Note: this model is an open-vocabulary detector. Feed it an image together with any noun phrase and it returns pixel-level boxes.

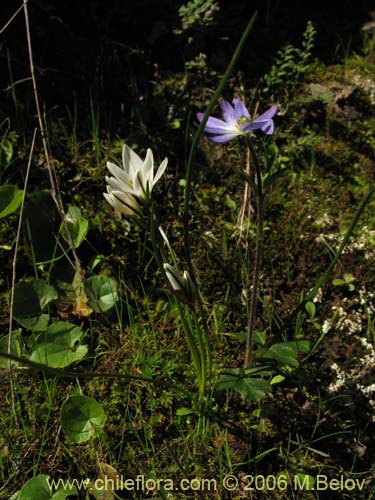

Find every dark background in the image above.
[1,0,374,131]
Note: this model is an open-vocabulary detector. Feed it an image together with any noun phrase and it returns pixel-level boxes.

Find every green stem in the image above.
[148,203,203,392]
[278,185,375,333]
[191,307,208,396]
[244,138,264,367]
[195,293,212,386]
[234,180,375,343]
[176,301,203,392]
[183,12,258,282]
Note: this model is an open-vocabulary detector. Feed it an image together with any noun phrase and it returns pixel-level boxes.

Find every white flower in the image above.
[103,188,141,217]
[164,263,196,305]
[104,144,167,216]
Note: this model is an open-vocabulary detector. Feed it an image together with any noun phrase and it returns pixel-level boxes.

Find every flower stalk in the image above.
[196,96,276,367]
[162,247,211,399]
[148,204,210,400]
[183,12,258,286]
[244,137,264,367]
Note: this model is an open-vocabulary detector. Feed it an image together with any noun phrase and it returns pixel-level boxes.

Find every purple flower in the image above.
[197,98,277,143]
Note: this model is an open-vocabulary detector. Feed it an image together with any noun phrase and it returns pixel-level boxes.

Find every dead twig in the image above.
[0,3,23,35]
[8,127,37,425]
[22,0,81,270]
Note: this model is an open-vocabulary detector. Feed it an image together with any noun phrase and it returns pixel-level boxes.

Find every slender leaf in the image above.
[0,184,23,219]
[61,206,89,248]
[0,330,22,368]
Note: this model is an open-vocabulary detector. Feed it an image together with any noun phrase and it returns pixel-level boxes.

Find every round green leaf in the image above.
[13,279,57,331]
[15,474,78,500]
[14,279,57,316]
[17,474,51,500]
[15,314,50,333]
[29,321,88,368]
[60,395,105,443]
[85,275,118,312]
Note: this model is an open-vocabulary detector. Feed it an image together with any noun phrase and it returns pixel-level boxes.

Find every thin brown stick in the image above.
[7,127,37,425]
[22,0,81,269]
[0,3,23,35]
[8,128,37,340]
[237,145,252,239]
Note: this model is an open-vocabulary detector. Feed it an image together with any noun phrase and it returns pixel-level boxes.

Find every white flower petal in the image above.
[106,161,133,185]
[141,148,154,190]
[103,192,116,209]
[105,144,166,220]
[105,175,134,194]
[164,264,184,292]
[104,191,127,214]
[183,270,195,299]
[163,263,195,304]
[122,144,143,175]
[111,189,140,216]
[133,172,145,198]
[154,157,168,185]
[159,226,170,246]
